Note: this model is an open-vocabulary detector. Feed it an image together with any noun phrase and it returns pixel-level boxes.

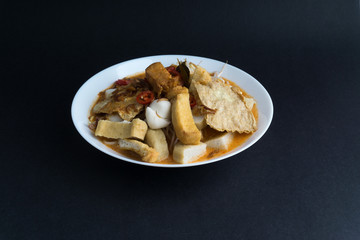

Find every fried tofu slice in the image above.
[145,62,182,97]
[130,118,148,139]
[205,132,234,150]
[173,142,207,164]
[95,118,148,140]
[171,93,201,145]
[145,129,169,161]
[118,139,159,163]
[189,65,212,94]
[166,86,188,100]
[191,65,212,84]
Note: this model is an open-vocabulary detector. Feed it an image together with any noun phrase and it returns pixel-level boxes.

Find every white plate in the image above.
[71,55,273,167]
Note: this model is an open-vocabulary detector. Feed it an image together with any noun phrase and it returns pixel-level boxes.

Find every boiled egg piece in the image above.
[145,98,171,129]
[149,98,171,119]
[146,107,170,129]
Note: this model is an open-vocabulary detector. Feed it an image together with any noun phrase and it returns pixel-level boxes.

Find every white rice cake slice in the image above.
[173,142,207,164]
[95,118,147,140]
[145,129,169,161]
[205,132,234,151]
[193,115,207,130]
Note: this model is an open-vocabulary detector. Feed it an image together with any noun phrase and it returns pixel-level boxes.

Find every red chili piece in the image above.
[136,91,155,105]
[189,95,196,108]
[115,78,130,86]
[166,66,180,77]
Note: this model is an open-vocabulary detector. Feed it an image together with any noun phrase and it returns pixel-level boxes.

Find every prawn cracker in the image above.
[195,81,257,133]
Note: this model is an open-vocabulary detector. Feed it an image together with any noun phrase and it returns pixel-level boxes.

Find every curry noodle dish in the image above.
[89,61,258,164]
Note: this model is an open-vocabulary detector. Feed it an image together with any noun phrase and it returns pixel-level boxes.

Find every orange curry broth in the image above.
[91,73,258,164]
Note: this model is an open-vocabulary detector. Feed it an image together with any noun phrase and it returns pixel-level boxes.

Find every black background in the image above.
[2,1,360,239]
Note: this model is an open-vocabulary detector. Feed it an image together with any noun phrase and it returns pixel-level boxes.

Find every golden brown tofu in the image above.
[166,86,189,100]
[118,139,159,163]
[191,65,212,84]
[189,65,212,94]
[171,93,201,145]
[130,118,148,140]
[145,129,169,161]
[145,62,182,97]
[95,118,148,140]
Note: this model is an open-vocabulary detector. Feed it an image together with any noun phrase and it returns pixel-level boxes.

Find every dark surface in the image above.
[2,1,360,239]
